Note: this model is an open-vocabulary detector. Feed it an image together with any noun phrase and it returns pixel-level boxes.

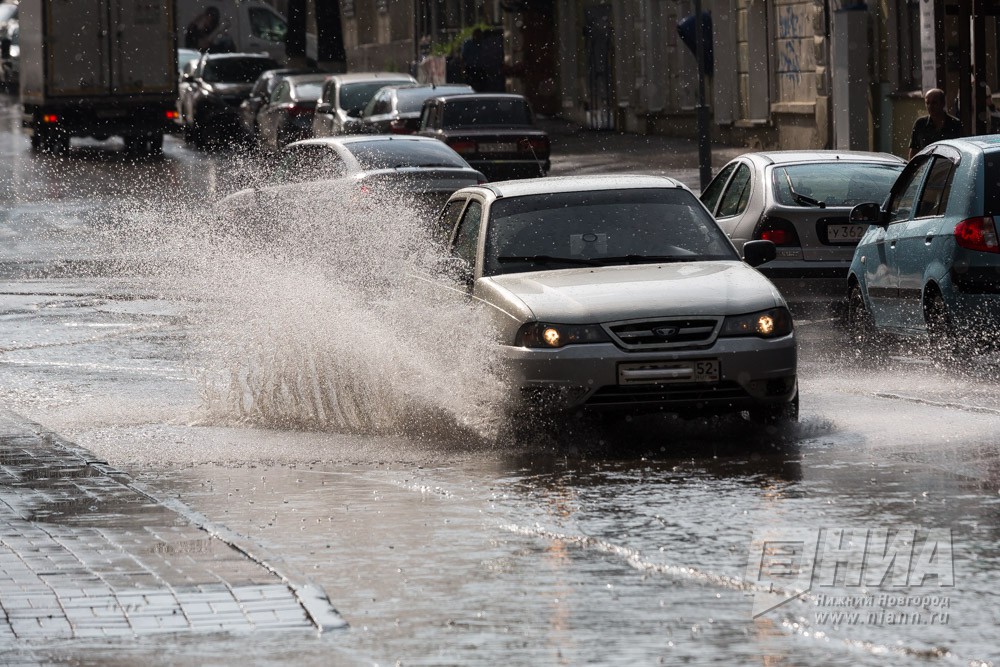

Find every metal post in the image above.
[692,0,712,190]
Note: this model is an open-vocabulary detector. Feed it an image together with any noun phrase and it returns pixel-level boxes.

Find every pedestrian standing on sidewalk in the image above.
[908,88,963,159]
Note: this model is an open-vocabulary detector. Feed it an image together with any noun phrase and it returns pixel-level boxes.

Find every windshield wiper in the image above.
[497,255,603,267]
[782,170,826,208]
[594,255,700,264]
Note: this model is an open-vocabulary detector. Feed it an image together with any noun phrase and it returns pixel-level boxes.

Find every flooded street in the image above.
[1,95,999,666]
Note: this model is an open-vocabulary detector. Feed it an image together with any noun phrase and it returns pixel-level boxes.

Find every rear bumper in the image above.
[23,102,175,138]
[757,260,851,300]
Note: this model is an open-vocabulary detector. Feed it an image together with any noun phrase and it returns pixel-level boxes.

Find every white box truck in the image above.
[19,0,178,154]
[176,0,287,63]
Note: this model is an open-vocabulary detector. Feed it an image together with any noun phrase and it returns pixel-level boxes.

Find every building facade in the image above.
[333,0,1000,155]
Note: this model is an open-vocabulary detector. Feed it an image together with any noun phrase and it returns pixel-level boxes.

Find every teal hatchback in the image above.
[847,137,1000,349]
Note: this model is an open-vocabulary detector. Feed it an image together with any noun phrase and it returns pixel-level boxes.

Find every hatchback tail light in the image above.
[752,216,801,246]
[954,216,1000,253]
[165,110,179,120]
[447,139,477,155]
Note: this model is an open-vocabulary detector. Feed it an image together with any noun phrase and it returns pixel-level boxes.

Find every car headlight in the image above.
[720,307,793,338]
[515,322,611,348]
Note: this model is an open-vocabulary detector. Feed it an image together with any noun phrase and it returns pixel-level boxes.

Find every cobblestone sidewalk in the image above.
[0,411,344,641]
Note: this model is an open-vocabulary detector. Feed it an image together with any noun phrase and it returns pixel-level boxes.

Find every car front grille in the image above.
[585,381,749,408]
[607,318,721,350]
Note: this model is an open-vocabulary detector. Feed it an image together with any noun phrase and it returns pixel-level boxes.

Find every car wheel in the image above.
[925,290,961,356]
[847,283,880,354]
[747,390,799,427]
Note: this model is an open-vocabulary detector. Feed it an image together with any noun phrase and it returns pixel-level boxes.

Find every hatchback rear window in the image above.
[771,162,904,208]
[203,58,280,83]
[347,140,469,170]
[984,153,1000,217]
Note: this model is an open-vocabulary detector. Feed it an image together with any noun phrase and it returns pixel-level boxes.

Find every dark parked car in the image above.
[239,67,325,143]
[255,73,329,151]
[178,52,280,148]
[360,83,474,135]
[417,93,550,181]
[847,136,1000,353]
[214,135,486,234]
[311,72,416,137]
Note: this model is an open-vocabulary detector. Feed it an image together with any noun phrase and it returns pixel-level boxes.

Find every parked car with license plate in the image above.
[255,72,328,151]
[417,93,550,181]
[360,83,474,135]
[700,151,905,304]
[423,175,798,422]
[847,136,1000,352]
[311,72,416,138]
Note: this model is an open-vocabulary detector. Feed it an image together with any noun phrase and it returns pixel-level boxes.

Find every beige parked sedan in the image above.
[420,175,799,423]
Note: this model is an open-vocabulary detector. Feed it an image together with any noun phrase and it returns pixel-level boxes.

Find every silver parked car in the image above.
[311,72,416,137]
[426,175,799,422]
[700,151,905,303]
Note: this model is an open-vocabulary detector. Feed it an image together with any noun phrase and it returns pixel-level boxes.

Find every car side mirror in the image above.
[742,239,776,267]
[316,103,331,113]
[850,202,885,227]
[347,107,363,118]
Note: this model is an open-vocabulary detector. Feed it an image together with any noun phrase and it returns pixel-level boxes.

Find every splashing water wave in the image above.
[103,183,510,439]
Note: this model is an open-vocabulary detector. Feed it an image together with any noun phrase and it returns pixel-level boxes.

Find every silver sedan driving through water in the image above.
[424,175,799,423]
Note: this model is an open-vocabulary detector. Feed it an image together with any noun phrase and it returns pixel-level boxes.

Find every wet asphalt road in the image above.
[1,95,1000,666]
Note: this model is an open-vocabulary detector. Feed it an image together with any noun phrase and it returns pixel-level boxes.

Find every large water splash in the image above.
[103,179,510,439]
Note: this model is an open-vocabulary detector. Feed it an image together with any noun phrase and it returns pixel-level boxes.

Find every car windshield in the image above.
[443,98,533,127]
[484,188,737,276]
[347,140,469,170]
[395,86,473,113]
[771,162,904,207]
[340,80,413,113]
[203,58,280,83]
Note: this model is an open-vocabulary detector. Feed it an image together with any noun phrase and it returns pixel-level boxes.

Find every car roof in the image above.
[282,73,331,85]
[433,93,528,103]
[329,72,416,84]
[201,52,277,61]
[927,135,1000,153]
[290,135,448,148]
[743,150,906,165]
[468,174,687,199]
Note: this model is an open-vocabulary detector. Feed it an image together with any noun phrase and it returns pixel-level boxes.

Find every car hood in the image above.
[480,262,783,323]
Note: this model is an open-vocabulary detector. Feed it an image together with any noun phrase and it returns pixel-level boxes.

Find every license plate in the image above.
[618,359,720,385]
[478,142,516,153]
[826,223,867,242]
[96,108,128,118]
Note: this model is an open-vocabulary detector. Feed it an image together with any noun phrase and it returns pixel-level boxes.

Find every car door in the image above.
[894,150,957,331]
[866,156,933,330]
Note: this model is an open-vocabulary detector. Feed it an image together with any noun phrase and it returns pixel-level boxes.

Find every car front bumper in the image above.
[500,335,797,414]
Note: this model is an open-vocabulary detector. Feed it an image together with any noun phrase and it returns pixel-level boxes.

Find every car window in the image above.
[985,152,1000,217]
[419,104,436,130]
[700,162,737,214]
[271,145,347,184]
[202,58,281,83]
[369,91,392,116]
[453,200,483,268]
[321,81,336,104]
[273,82,291,104]
[914,157,955,218]
[887,158,933,224]
[339,80,413,114]
[771,162,904,207]
[249,8,287,43]
[483,188,737,276]
[346,140,469,170]
[442,98,533,127]
[396,85,474,113]
[438,198,467,241]
[716,164,752,218]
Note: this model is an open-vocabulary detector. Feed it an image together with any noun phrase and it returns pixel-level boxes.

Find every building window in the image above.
[898,0,921,91]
